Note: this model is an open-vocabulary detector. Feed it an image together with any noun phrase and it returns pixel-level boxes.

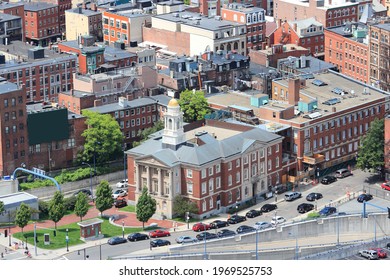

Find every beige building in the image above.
[65,7,102,41]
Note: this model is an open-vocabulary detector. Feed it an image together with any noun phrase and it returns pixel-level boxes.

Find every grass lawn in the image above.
[13,217,143,250]
[119,205,135,212]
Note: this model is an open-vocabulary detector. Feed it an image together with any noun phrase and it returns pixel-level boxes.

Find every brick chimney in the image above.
[288,78,300,105]
[91,3,97,11]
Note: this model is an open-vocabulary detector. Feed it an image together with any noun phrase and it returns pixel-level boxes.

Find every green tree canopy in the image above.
[0,200,4,215]
[133,120,164,147]
[15,203,31,233]
[95,180,114,216]
[178,89,211,123]
[48,191,65,230]
[80,110,123,164]
[172,195,199,218]
[74,193,89,221]
[357,118,384,173]
[136,187,156,229]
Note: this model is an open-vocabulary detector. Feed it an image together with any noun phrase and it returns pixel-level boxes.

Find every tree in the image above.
[74,193,89,221]
[172,195,199,218]
[15,203,31,233]
[0,200,4,215]
[133,120,164,147]
[178,89,211,123]
[95,180,114,216]
[357,118,384,174]
[136,187,156,229]
[48,191,65,230]
[79,110,123,164]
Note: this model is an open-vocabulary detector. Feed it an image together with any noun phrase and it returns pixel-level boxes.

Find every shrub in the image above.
[64,196,77,211]
[307,212,320,219]
[39,200,50,217]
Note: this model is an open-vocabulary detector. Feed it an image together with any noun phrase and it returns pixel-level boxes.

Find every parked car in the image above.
[321,175,337,185]
[116,179,128,188]
[261,204,277,212]
[149,230,170,238]
[357,193,373,203]
[175,236,198,244]
[254,221,272,230]
[227,215,247,224]
[112,189,128,199]
[284,191,302,201]
[319,206,337,216]
[74,189,92,197]
[306,192,323,201]
[245,209,262,218]
[359,249,378,260]
[196,232,218,241]
[387,243,390,250]
[127,233,149,242]
[107,236,127,245]
[335,168,351,178]
[236,225,256,234]
[192,222,211,232]
[217,229,236,238]
[274,184,289,194]
[113,198,127,208]
[150,239,171,247]
[271,216,286,226]
[297,203,314,214]
[381,182,390,191]
[369,248,387,258]
[209,220,229,229]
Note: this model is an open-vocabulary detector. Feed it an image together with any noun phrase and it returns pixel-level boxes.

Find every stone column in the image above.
[158,168,162,196]
[168,171,173,198]
[146,166,150,192]
[135,164,140,192]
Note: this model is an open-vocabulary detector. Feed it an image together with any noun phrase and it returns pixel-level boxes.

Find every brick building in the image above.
[273,18,324,57]
[102,8,151,47]
[126,98,286,219]
[274,0,359,28]
[0,81,28,177]
[143,11,247,56]
[0,2,24,42]
[385,116,390,180]
[221,3,267,53]
[368,22,390,92]
[65,6,102,41]
[86,96,160,149]
[325,22,369,84]
[249,43,310,67]
[0,40,77,103]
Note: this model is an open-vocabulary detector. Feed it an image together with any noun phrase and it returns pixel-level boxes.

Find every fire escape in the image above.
[279,31,290,44]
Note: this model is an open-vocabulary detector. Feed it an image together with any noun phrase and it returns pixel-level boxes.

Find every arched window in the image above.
[168,118,173,130]
[233,42,238,49]
[233,14,237,21]
[247,14,251,23]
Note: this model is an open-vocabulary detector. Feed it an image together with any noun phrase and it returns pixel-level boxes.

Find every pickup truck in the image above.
[358,249,378,260]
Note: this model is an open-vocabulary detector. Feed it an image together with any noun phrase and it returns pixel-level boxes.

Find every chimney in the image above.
[288,78,300,105]
[82,2,87,9]
[94,99,102,107]
[277,19,282,28]
[91,3,97,11]
[332,107,337,112]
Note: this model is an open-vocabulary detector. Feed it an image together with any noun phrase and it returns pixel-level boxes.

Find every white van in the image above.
[284,191,302,201]
[335,168,351,178]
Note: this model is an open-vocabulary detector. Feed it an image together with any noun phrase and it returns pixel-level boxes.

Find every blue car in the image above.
[319,206,337,216]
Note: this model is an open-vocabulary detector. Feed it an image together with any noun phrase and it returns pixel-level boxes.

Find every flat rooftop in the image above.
[326,22,368,44]
[66,8,102,16]
[0,192,38,207]
[0,81,19,94]
[185,124,243,141]
[24,2,57,11]
[277,0,357,9]
[259,44,308,55]
[154,11,245,31]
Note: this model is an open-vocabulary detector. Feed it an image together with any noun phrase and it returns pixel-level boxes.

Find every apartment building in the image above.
[0,12,23,43]
[143,11,247,56]
[0,2,24,42]
[273,18,325,57]
[221,3,266,53]
[0,41,77,103]
[369,22,390,92]
[102,8,151,46]
[325,22,369,84]
[274,0,359,28]
[65,6,102,41]
[24,2,61,46]
[0,81,28,177]
[86,97,160,149]
[126,99,286,219]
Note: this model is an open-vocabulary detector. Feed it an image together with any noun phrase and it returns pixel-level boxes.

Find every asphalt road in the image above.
[58,169,387,260]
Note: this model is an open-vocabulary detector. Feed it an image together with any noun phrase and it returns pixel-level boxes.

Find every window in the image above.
[216,177,221,189]
[216,164,221,173]
[202,182,207,194]
[187,182,193,194]
[244,155,248,164]
[208,167,213,176]
[236,172,240,183]
[251,152,257,161]
[209,198,213,209]
[67,138,75,147]
[268,147,272,155]
[209,179,214,191]
[228,162,232,170]
[268,159,272,171]
[201,169,207,178]
[244,168,249,180]
[236,159,240,167]
[252,164,257,176]
[228,175,232,186]
[186,169,193,178]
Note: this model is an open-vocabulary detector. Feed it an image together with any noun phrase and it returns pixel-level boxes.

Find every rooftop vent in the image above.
[322,98,340,105]
[331,87,346,95]
[311,79,327,86]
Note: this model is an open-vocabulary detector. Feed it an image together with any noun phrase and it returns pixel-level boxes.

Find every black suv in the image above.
[321,176,337,185]
[297,203,314,213]
[261,204,277,212]
[227,215,247,224]
[114,198,127,208]
[306,192,323,201]
[236,225,256,234]
[245,209,262,218]
[209,220,229,229]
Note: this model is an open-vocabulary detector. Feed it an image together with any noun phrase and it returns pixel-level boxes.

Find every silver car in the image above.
[254,221,272,230]
[175,236,198,244]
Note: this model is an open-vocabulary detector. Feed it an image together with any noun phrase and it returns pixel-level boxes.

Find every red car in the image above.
[148,230,170,238]
[192,222,211,232]
[369,248,387,258]
[381,182,390,191]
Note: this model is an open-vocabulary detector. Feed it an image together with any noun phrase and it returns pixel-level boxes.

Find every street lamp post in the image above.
[122,221,125,239]
[25,236,28,250]
[66,228,69,252]
[235,201,239,216]
[82,162,93,202]
[93,141,101,178]
[7,210,11,247]
[255,228,259,260]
